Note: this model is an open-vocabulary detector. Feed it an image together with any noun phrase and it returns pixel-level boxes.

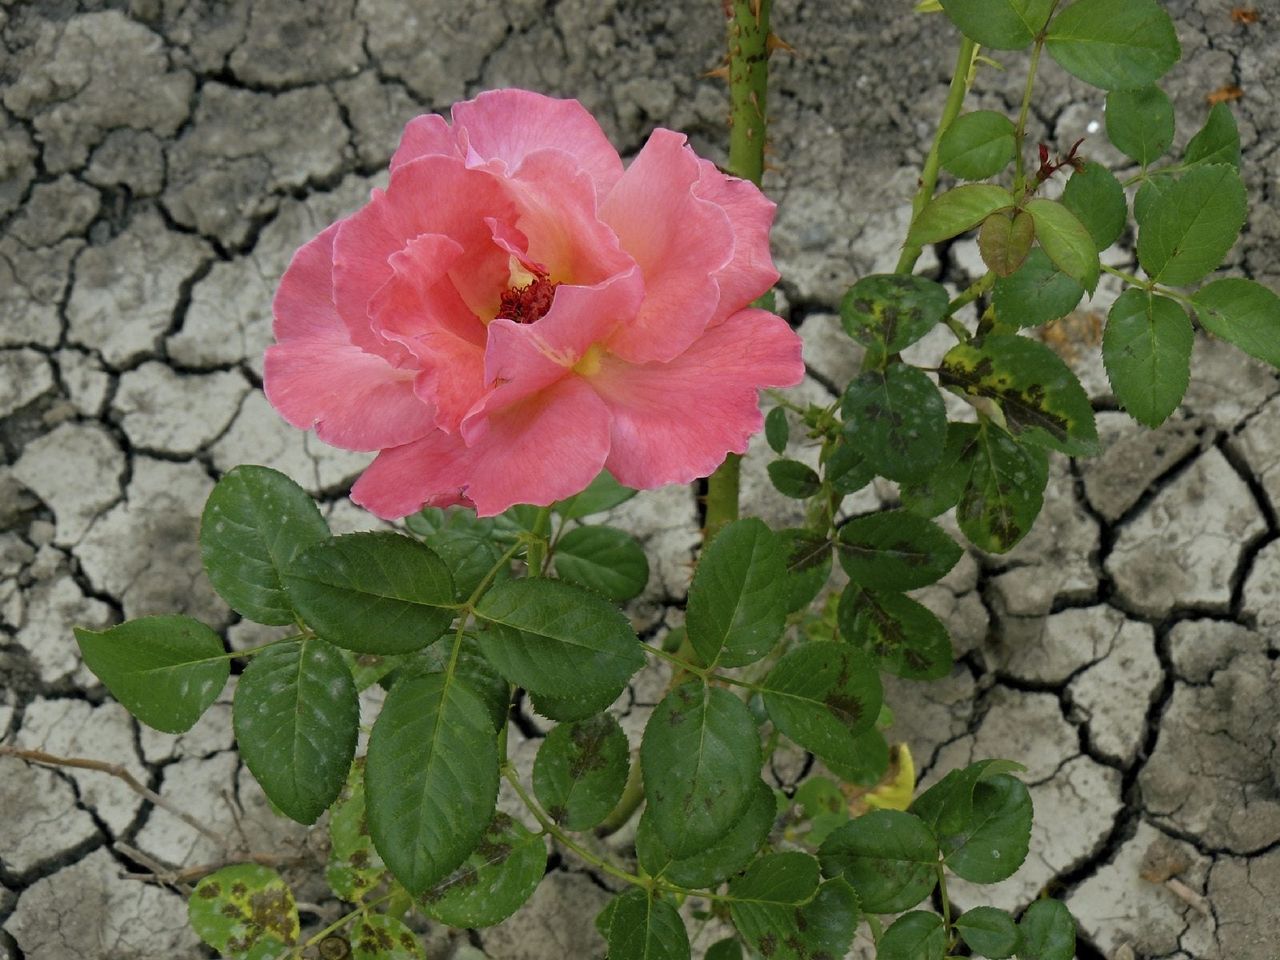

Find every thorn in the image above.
[766,32,796,56]
[705,64,731,81]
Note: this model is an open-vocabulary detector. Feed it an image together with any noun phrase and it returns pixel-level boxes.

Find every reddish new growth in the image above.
[496,272,559,324]
[1035,138,1087,186]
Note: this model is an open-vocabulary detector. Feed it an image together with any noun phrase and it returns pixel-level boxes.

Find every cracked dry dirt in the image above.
[1,2,1279,958]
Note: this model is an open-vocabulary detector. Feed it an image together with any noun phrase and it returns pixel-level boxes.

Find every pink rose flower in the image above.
[265,89,804,517]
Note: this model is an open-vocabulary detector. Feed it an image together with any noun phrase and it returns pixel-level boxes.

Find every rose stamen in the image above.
[495,272,559,324]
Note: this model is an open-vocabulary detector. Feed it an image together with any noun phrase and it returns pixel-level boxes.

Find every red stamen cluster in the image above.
[495,272,559,324]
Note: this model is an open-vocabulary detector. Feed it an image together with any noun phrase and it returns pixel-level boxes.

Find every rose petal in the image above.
[264,341,434,451]
[390,113,461,170]
[592,308,804,487]
[462,376,613,516]
[332,156,516,335]
[505,149,633,287]
[351,430,475,518]
[267,226,434,450]
[451,89,624,196]
[461,268,643,447]
[695,158,781,325]
[600,129,735,364]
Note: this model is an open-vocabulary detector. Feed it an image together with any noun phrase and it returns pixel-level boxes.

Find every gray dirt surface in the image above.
[2,2,1279,959]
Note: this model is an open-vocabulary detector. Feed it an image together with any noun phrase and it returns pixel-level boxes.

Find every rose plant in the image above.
[67,1,1280,958]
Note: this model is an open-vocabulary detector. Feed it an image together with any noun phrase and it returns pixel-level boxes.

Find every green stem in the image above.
[896,37,978,274]
[288,892,394,958]
[1012,40,1044,189]
[705,0,774,542]
[504,765,647,891]
[866,913,884,945]
[1100,262,1152,290]
[937,863,954,947]
[525,505,552,577]
[726,0,772,188]
[596,761,644,836]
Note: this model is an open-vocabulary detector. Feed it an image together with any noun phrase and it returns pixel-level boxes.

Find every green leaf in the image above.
[794,777,851,845]
[351,914,424,960]
[641,680,761,858]
[365,671,499,894]
[1045,0,1180,90]
[877,912,946,960]
[1024,198,1099,292]
[910,758,1026,838]
[840,274,950,354]
[1105,85,1174,165]
[835,511,962,591]
[818,809,939,913]
[75,616,228,734]
[326,759,386,902]
[957,420,1049,553]
[767,459,822,499]
[408,636,510,730]
[603,890,690,960]
[778,528,833,614]
[730,857,859,960]
[1193,278,1280,368]
[233,639,358,825]
[1133,172,1174,227]
[826,726,892,788]
[686,518,789,668]
[765,406,790,454]
[939,110,1019,179]
[532,713,630,830]
[526,684,624,723]
[1103,288,1193,426]
[189,864,298,955]
[937,0,1053,49]
[842,365,948,483]
[553,469,637,519]
[979,210,1036,278]
[762,642,883,768]
[199,465,330,625]
[838,585,953,680]
[940,335,1098,456]
[826,439,876,494]
[636,780,775,888]
[552,525,649,602]
[907,184,1016,247]
[992,249,1085,328]
[425,527,505,601]
[956,906,1022,959]
[1018,900,1076,960]
[474,578,642,700]
[1185,102,1241,169]
[899,422,979,518]
[419,812,547,928]
[1137,164,1247,286]
[939,774,1033,883]
[1061,163,1127,251]
[705,940,743,960]
[283,533,456,655]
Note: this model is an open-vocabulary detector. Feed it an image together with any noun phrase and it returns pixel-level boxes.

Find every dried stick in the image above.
[0,744,224,844]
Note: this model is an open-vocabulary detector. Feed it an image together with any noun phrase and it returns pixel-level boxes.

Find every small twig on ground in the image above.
[0,744,224,844]
[114,840,307,889]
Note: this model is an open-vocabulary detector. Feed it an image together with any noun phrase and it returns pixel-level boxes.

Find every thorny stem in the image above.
[705,0,774,541]
[896,36,979,275]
